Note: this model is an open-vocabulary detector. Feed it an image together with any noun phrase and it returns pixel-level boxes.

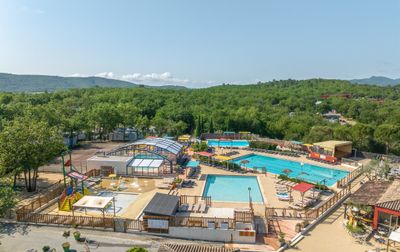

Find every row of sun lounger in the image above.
[178,202,207,213]
[224,151,240,156]
[275,184,292,201]
[244,148,300,157]
[276,179,298,187]
[188,167,200,179]
[156,177,175,189]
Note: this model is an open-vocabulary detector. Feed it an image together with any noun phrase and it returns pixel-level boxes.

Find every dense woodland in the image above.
[1,78,400,154]
[1,78,400,213]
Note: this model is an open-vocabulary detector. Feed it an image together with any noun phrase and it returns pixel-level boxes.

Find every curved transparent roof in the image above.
[123,137,183,155]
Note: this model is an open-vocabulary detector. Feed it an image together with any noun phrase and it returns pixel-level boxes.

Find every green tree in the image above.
[209,118,214,133]
[374,124,400,154]
[0,176,17,217]
[0,118,65,192]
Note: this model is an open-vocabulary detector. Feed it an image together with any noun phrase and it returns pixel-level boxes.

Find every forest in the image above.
[0,78,400,155]
[1,78,400,213]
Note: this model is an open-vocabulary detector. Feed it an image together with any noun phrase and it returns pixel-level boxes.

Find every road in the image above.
[0,223,220,252]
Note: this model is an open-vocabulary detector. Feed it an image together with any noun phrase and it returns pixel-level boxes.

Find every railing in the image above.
[16,212,114,229]
[266,183,352,220]
[234,210,254,223]
[179,195,212,207]
[17,169,101,214]
[265,207,312,220]
[17,183,65,214]
[336,165,363,188]
[125,219,143,231]
[84,168,101,177]
[306,184,352,219]
[171,216,236,229]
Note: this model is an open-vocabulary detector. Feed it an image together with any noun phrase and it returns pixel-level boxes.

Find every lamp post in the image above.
[248,187,252,210]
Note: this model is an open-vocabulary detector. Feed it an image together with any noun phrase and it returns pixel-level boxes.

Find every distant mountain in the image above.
[350,76,400,86]
[0,72,140,92]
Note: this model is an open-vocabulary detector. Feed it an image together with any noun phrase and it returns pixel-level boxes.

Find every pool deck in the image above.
[35,149,369,251]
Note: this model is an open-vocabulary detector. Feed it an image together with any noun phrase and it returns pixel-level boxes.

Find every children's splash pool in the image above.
[232,154,349,186]
[76,191,138,215]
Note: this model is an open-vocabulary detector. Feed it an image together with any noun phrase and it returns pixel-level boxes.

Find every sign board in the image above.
[148,219,169,229]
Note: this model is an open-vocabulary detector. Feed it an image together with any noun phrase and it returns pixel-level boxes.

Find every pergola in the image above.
[73,195,115,218]
[292,182,314,204]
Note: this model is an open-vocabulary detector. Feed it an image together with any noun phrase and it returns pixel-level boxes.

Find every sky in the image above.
[0,0,399,87]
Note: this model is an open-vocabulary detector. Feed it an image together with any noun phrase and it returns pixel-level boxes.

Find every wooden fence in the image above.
[306,184,351,219]
[17,169,101,214]
[265,207,312,220]
[266,183,352,220]
[16,212,115,229]
[17,183,65,214]
[171,216,236,229]
[336,165,363,188]
[179,195,212,207]
[234,210,254,223]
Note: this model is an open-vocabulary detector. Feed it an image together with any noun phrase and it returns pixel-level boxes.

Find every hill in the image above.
[350,76,400,86]
[0,72,139,92]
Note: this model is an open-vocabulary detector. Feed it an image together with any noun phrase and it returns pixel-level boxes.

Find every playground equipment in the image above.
[305,144,337,164]
[58,151,91,211]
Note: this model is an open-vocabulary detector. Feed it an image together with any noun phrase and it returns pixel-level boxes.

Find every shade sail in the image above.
[292,182,314,193]
[73,196,113,210]
[67,171,88,181]
[389,228,400,242]
[214,155,231,161]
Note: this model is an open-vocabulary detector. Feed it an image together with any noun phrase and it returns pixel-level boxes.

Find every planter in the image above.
[73,231,81,241]
[62,242,70,252]
[42,246,50,252]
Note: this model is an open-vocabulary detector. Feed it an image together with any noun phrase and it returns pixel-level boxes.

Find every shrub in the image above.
[346,223,365,234]
[192,142,208,152]
[278,174,329,191]
[126,248,148,252]
[249,141,277,150]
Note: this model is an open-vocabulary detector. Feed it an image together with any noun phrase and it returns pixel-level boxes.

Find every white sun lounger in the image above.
[192,203,201,212]
[198,203,207,213]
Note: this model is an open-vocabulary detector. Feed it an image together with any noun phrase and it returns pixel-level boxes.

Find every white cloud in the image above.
[69,73,87,77]
[121,72,189,84]
[94,72,114,79]
[66,71,215,87]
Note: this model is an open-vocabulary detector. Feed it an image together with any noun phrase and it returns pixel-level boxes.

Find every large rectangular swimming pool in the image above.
[203,175,264,203]
[207,139,250,148]
[232,154,349,186]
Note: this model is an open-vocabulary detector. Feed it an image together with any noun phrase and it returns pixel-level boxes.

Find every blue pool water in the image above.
[207,139,250,148]
[232,154,349,186]
[203,175,264,203]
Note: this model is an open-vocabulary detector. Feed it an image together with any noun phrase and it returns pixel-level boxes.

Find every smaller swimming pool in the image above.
[203,175,264,203]
[207,139,249,148]
[95,191,138,215]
